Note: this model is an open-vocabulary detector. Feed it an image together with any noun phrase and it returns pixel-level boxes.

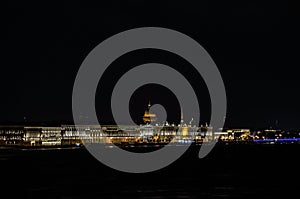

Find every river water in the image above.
[1,144,299,198]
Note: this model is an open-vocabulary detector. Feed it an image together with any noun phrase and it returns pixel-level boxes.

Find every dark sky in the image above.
[2,0,299,130]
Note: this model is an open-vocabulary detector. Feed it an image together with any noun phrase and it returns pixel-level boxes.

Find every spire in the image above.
[181,108,183,120]
[189,117,193,125]
[180,108,184,125]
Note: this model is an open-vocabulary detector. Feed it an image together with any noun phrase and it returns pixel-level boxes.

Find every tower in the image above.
[143,101,156,124]
[180,108,184,126]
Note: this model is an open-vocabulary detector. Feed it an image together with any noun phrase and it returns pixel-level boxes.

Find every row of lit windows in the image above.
[0,136,23,140]
[0,130,23,134]
[0,129,203,140]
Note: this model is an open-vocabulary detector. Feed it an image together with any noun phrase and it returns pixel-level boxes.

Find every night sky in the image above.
[2,1,299,130]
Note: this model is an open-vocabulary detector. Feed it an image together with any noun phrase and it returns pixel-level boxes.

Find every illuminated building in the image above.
[61,125,97,145]
[0,103,217,146]
[0,101,220,146]
[143,101,157,124]
[0,126,24,145]
[5,124,299,146]
[24,127,42,146]
[225,129,250,141]
[41,127,62,146]
[160,126,177,136]
[198,123,214,141]
[214,132,229,141]
[140,124,155,141]
[180,125,189,136]
[61,125,141,144]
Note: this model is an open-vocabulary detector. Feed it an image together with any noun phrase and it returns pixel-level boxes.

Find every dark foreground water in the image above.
[1,143,300,199]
